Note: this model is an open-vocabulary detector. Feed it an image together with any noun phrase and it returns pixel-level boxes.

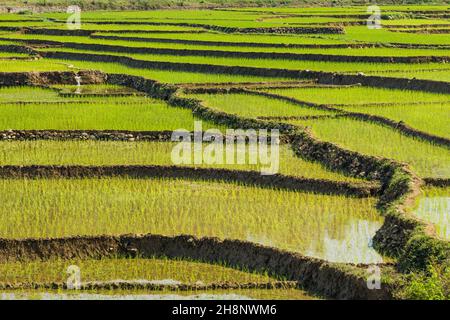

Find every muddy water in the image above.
[0,292,253,300]
[414,195,450,240]
[0,178,385,265]
[304,219,383,264]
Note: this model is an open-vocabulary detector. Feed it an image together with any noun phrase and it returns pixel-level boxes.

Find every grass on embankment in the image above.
[0,177,383,264]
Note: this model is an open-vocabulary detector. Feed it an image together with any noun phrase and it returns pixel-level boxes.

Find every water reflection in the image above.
[414,196,449,240]
[306,219,384,264]
[247,219,384,264]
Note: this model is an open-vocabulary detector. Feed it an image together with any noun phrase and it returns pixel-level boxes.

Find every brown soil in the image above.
[0,165,378,197]
[0,233,397,300]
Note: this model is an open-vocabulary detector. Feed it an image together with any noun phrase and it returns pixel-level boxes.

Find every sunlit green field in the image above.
[186,93,336,118]
[335,103,450,139]
[288,117,450,179]
[413,187,450,241]
[0,140,365,183]
[0,4,448,300]
[0,177,382,264]
[0,257,280,284]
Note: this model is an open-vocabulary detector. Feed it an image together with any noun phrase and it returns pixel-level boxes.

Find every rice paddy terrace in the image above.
[0,5,448,300]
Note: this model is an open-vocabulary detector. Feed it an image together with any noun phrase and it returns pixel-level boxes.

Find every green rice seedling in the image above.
[50,83,141,94]
[0,59,70,72]
[340,26,450,46]
[48,58,294,83]
[0,177,383,264]
[0,40,22,45]
[336,103,450,139]
[0,141,365,183]
[0,86,149,103]
[185,93,336,118]
[264,87,450,105]
[6,33,447,77]
[0,100,219,131]
[34,45,450,73]
[0,52,30,58]
[10,32,450,57]
[0,288,317,300]
[365,70,450,83]
[289,117,450,179]
[39,9,265,23]
[412,187,450,241]
[0,257,280,284]
[35,47,450,85]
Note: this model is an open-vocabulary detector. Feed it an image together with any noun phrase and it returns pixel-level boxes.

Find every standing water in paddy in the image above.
[414,189,450,240]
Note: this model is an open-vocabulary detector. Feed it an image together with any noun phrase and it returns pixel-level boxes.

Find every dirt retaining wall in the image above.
[90,34,373,49]
[0,130,174,142]
[423,178,450,187]
[82,21,345,34]
[0,280,299,291]
[0,234,396,300]
[40,51,450,94]
[3,71,447,273]
[0,165,377,197]
[26,38,450,64]
[101,72,450,271]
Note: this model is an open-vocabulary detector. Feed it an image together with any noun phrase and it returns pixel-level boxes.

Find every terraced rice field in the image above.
[0,4,448,301]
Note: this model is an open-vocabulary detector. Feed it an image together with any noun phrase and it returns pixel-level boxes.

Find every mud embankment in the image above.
[0,23,344,36]
[39,51,450,94]
[1,71,448,282]
[422,178,450,187]
[90,34,375,49]
[0,234,396,300]
[0,280,299,291]
[0,165,377,197]
[247,90,450,148]
[0,44,37,55]
[0,129,289,144]
[105,73,449,270]
[0,130,175,142]
[0,70,106,86]
[81,21,346,35]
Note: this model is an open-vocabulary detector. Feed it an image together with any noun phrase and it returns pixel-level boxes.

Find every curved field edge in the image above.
[0,165,376,197]
[103,71,449,273]
[0,256,312,297]
[182,87,450,148]
[0,233,398,300]
[31,50,450,94]
[0,70,448,295]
